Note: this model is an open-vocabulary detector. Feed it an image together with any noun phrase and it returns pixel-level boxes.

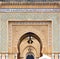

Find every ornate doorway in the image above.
[8,21,52,59]
[17,32,42,59]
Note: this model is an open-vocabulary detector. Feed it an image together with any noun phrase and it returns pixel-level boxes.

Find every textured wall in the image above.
[0,19,1,52]
[58,15,60,50]
[0,13,59,53]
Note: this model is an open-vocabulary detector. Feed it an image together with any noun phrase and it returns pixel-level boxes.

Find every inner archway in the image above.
[17,32,42,59]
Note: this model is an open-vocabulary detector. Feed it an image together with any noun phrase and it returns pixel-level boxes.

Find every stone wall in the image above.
[0,12,60,53]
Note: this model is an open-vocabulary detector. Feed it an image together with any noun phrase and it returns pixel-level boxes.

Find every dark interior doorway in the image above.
[26,55,34,59]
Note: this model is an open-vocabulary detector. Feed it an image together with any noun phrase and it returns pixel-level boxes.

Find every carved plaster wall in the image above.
[8,20,52,59]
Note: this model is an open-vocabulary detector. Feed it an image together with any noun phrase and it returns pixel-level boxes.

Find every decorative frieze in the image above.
[0,8,60,13]
[0,0,60,2]
[12,21,50,25]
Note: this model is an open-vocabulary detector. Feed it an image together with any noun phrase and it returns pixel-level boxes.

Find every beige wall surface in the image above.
[0,12,60,53]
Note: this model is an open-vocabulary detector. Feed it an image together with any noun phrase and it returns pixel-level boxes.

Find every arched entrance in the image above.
[17,32,42,59]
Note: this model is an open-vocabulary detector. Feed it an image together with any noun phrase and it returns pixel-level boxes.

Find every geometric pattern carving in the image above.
[8,20,52,55]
